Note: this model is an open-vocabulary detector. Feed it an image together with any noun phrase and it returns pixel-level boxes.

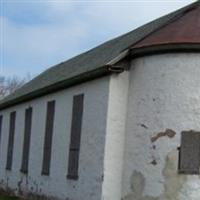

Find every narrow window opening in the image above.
[41,101,55,176]
[21,107,33,174]
[67,94,84,180]
[6,111,16,171]
[0,115,3,147]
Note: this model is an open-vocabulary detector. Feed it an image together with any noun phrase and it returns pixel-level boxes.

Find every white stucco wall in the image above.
[1,52,200,200]
[0,76,110,200]
[102,71,129,200]
[121,53,200,200]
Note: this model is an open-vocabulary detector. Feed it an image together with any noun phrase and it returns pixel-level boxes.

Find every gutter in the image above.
[130,43,200,58]
[1,43,199,111]
[0,62,127,111]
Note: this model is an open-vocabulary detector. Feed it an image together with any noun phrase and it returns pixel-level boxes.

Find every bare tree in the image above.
[6,76,26,94]
[0,74,31,100]
[0,76,6,98]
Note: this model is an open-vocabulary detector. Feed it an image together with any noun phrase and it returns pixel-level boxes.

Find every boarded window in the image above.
[0,115,3,146]
[0,115,3,157]
[6,111,16,170]
[178,131,200,174]
[21,107,33,174]
[41,101,55,175]
[67,94,84,180]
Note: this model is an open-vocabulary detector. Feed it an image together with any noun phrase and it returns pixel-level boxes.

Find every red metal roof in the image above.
[133,5,200,48]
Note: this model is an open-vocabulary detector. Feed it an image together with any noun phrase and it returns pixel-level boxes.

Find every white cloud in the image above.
[1,15,90,76]
[46,0,74,12]
[81,0,195,34]
[0,0,196,77]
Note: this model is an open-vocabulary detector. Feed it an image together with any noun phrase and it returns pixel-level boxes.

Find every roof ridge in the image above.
[17,0,199,79]
[54,1,199,64]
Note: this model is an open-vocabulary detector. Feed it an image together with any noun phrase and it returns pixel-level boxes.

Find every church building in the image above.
[0,1,200,200]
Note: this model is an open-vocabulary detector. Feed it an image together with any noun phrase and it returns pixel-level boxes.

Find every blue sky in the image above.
[0,0,195,78]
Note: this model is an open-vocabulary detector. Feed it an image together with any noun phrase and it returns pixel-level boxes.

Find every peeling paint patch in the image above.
[0,187,61,200]
[151,129,176,143]
[0,176,63,200]
[122,171,155,200]
[159,150,187,200]
[0,187,15,198]
[122,150,187,200]
[138,123,148,129]
[17,178,23,196]
[150,159,157,166]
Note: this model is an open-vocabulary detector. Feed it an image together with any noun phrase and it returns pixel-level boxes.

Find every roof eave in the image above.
[0,66,111,111]
[130,43,200,58]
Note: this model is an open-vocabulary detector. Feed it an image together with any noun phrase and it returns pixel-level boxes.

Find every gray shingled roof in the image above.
[0,1,199,110]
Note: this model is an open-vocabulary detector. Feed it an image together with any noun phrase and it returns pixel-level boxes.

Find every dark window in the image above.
[0,115,3,157]
[21,107,33,174]
[67,94,84,180]
[6,111,16,170]
[0,115,3,146]
[42,101,55,176]
[178,131,200,174]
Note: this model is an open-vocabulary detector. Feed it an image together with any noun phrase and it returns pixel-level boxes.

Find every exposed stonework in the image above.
[122,150,187,200]
[151,129,176,143]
